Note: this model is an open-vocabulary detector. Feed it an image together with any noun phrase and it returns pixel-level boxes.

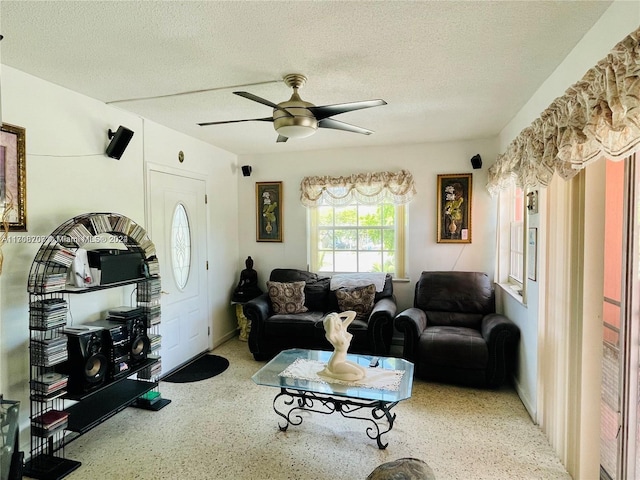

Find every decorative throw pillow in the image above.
[335,284,376,321]
[267,281,308,314]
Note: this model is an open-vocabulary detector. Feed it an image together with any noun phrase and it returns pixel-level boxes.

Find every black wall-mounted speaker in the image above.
[241,165,252,177]
[106,126,134,160]
[470,154,482,170]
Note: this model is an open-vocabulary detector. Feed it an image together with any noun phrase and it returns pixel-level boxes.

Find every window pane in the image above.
[317,251,333,272]
[514,188,524,222]
[358,205,380,225]
[359,252,382,272]
[171,203,191,290]
[383,229,395,250]
[359,229,381,250]
[382,204,395,226]
[335,206,357,226]
[334,251,358,272]
[334,229,357,250]
[318,229,334,250]
[318,206,334,226]
[382,252,395,273]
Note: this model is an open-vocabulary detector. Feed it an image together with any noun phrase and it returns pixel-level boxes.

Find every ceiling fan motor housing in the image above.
[273,90,318,138]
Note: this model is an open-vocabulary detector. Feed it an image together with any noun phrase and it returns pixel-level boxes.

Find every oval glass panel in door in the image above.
[170,203,191,290]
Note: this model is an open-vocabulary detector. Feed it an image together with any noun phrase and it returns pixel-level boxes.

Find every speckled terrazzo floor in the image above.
[50,338,570,480]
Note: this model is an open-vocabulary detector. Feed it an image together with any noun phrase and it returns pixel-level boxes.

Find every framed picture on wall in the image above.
[0,123,27,231]
[436,173,472,244]
[256,181,283,242]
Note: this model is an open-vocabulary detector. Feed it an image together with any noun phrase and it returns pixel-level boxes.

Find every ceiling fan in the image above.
[198,73,387,143]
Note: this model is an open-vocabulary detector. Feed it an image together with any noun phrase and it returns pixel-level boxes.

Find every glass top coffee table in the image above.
[252,348,414,449]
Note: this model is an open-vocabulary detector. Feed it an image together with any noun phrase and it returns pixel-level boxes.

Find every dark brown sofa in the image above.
[243,268,396,360]
[394,271,520,388]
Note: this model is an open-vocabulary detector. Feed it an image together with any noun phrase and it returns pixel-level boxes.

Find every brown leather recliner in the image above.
[394,271,519,388]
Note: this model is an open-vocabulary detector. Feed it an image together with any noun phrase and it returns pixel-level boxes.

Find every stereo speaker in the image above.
[241,165,252,177]
[62,330,108,393]
[470,154,482,169]
[105,126,134,160]
[127,317,150,365]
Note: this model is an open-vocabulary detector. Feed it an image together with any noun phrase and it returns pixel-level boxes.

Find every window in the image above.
[301,169,414,278]
[496,182,526,298]
[170,203,191,290]
[309,202,405,276]
[509,186,525,286]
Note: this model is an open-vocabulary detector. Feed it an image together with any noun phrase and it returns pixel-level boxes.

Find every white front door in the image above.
[148,169,208,375]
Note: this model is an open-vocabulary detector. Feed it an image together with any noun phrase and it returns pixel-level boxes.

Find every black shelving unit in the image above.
[23,213,167,480]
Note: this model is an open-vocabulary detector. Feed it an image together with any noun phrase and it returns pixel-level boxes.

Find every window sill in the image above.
[497,282,525,306]
[392,277,411,284]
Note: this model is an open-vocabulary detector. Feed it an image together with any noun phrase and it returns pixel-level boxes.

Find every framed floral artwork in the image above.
[436,173,472,243]
[0,123,27,231]
[256,181,283,242]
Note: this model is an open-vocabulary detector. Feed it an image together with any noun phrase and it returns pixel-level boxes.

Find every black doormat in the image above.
[163,355,229,383]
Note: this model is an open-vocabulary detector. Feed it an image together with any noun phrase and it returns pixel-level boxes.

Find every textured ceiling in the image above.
[0,1,612,156]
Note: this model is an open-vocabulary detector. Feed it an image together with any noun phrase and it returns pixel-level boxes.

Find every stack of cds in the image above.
[137,278,161,301]
[29,298,68,330]
[31,372,69,400]
[28,273,67,294]
[145,257,160,276]
[31,409,69,437]
[66,223,92,245]
[89,214,111,234]
[30,336,68,367]
[139,358,162,380]
[149,334,161,355]
[34,245,76,268]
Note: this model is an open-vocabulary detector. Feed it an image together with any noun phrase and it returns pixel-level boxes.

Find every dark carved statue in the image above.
[232,256,263,302]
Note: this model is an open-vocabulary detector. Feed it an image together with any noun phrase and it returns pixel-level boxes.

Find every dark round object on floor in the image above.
[162,355,229,383]
[366,458,435,480]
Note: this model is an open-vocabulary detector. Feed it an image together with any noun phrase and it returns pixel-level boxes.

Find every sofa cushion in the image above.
[267,281,308,314]
[419,326,488,369]
[335,284,376,321]
[264,311,326,338]
[270,268,320,284]
[425,311,484,329]
[414,271,494,315]
[304,276,331,312]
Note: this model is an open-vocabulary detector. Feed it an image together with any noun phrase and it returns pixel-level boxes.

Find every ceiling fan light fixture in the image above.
[274,115,318,139]
[275,124,316,139]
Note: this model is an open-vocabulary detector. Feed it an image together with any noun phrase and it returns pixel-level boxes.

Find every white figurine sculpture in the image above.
[318,311,366,382]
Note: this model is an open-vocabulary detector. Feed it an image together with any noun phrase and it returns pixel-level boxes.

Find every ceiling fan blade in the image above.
[317,118,374,135]
[233,91,293,117]
[309,99,387,120]
[276,135,288,143]
[197,117,273,127]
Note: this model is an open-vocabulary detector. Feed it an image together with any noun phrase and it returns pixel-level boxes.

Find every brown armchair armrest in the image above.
[394,307,428,362]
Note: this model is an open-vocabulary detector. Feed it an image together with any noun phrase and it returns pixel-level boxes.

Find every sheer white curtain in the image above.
[300,169,416,207]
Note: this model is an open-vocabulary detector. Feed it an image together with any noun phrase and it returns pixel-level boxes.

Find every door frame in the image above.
[144,162,212,351]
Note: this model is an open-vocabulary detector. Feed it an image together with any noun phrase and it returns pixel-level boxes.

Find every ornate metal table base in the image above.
[273,387,398,449]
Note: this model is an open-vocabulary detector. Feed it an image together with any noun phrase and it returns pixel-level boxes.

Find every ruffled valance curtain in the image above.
[300,169,416,207]
[487,26,640,195]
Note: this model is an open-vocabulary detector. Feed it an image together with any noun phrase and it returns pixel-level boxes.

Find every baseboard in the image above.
[512,375,537,423]
[211,329,237,350]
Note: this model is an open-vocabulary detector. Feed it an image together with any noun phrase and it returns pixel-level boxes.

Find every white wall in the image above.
[0,66,240,453]
[238,139,499,312]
